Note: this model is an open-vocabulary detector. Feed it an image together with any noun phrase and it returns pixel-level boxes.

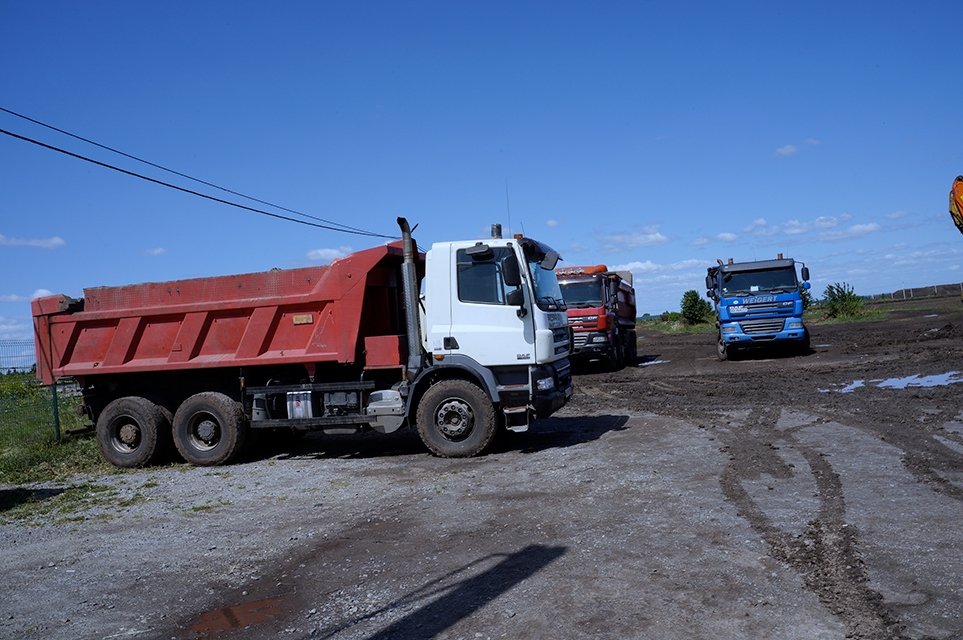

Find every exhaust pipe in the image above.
[397,218,423,379]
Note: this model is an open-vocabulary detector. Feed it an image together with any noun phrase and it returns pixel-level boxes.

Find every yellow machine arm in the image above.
[951,176,963,234]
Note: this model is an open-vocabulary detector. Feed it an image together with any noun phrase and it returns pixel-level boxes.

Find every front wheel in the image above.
[172,392,248,466]
[416,380,496,458]
[717,332,733,361]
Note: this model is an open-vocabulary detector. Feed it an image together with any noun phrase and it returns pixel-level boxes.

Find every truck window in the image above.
[558,279,603,308]
[457,248,511,304]
[722,267,798,295]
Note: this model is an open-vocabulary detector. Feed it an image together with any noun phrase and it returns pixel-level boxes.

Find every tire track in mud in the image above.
[712,406,907,640]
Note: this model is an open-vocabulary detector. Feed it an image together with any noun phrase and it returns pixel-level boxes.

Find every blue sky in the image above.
[2,1,961,340]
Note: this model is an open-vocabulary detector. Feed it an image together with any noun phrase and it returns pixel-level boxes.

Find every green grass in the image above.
[636,317,716,334]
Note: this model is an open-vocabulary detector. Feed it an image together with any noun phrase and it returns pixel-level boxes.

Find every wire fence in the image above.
[0,340,85,459]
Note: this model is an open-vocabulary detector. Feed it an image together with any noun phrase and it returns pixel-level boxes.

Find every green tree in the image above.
[680,290,712,325]
[822,282,862,318]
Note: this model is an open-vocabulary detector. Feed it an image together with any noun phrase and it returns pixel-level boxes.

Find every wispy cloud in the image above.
[307,246,352,263]
[817,223,881,242]
[546,219,560,228]
[598,226,669,254]
[745,214,853,238]
[885,210,912,220]
[0,233,65,249]
[610,258,706,276]
[143,247,167,256]
[0,315,33,340]
[0,294,27,302]
[775,144,799,157]
[691,232,738,245]
[32,289,53,299]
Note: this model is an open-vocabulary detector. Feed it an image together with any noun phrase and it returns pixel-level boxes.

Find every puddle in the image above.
[638,360,670,367]
[924,314,939,318]
[815,344,832,348]
[821,372,963,393]
[188,597,285,635]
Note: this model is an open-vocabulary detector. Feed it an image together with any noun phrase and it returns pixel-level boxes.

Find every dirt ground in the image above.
[3,296,963,640]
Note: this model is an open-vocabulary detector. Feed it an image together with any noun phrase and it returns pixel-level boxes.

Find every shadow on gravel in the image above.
[242,415,630,463]
[318,544,567,640]
[0,487,65,513]
[492,414,631,455]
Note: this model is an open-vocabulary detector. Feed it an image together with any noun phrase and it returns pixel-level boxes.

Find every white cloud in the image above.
[143,247,167,256]
[691,232,738,246]
[611,258,706,276]
[775,145,798,157]
[307,246,353,263]
[0,233,66,249]
[32,289,53,299]
[598,226,669,254]
[0,315,33,340]
[0,294,27,302]
[744,219,779,236]
[806,138,821,146]
[817,223,882,242]
[546,219,560,228]
[754,214,853,237]
[885,210,912,220]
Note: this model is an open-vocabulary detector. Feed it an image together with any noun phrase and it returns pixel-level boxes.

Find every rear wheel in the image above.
[172,392,248,466]
[96,396,170,468]
[416,380,496,458]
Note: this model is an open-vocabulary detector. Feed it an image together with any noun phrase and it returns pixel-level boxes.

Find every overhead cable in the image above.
[0,106,388,238]
[0,127,397,239]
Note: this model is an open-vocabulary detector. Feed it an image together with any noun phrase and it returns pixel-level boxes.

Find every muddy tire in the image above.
[717,333,734,361]
[172,392,248,466]
[96,396,170,468]
[416,380,496,458]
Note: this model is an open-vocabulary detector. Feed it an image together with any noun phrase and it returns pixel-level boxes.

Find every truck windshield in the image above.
[558,279,603,308]
[521,241,565,311]
[722,266,798,295]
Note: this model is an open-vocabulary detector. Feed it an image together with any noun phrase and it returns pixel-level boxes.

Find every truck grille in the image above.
[741,318,786,334]
[573,334,588,349]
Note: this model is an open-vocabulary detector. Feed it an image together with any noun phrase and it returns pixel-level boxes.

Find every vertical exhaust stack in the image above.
[397,218,423,380]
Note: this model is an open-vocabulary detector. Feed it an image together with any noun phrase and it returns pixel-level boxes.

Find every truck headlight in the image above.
[592,336,607,343]
[722,326,737,333]
[788,321,803,329]
[536,376,556,392]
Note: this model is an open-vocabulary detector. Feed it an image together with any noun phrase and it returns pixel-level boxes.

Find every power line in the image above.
[0,106,390,238]
[0,127,397,239]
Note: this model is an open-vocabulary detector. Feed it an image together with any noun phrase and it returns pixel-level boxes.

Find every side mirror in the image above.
[801,266,810,282]
[502,255,522,287]
[540,251,559,270]
[506,288,525,307]
[705,275,714,290]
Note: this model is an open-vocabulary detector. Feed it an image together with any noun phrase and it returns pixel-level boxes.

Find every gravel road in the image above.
[3,296,963,640]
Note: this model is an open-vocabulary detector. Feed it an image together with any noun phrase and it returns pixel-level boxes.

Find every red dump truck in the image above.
[555,265,637,369]
[33,219,573,467]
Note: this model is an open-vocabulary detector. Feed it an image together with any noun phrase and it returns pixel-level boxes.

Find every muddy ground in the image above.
[3,296,963,640]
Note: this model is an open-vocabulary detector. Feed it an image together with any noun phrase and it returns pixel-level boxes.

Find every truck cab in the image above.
[421,231,573,436]
[555,265,637,369]
[706,256,810,361]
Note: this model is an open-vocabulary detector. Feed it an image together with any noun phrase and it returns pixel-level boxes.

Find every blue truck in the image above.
[705,255,811,361]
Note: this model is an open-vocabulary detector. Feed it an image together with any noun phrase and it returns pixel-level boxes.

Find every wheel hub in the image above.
[196,419,218,443]
[118,423,139,446]
[437,400,472,438]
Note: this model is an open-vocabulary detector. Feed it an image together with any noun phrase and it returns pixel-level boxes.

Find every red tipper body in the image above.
[32,241,410,385]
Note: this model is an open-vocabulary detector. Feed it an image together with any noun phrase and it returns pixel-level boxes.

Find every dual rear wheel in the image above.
[96,392,248,467]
